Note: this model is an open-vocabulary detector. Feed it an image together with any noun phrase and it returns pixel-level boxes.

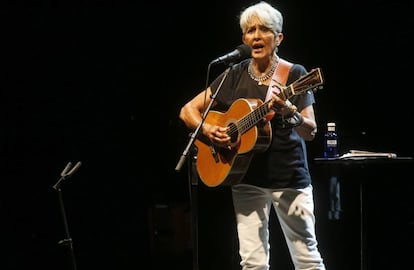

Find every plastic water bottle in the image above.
[324,122,338,158]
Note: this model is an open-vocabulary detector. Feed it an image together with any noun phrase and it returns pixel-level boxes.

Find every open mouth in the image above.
[252,44,265,52]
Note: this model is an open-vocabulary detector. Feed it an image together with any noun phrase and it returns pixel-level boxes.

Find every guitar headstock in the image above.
[293,68,324,93]
[281,68,324,99]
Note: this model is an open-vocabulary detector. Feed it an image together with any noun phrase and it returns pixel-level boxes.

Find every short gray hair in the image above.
[239,1,283,34]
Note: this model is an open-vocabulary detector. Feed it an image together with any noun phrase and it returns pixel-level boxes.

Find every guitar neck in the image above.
[235,68,323,137]
[237,99,272,135]
[236,87,292,135]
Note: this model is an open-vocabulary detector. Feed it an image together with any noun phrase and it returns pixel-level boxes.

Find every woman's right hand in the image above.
[202,123,231,149]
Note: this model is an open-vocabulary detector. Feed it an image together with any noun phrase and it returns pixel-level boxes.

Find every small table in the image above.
[313,156,413,270]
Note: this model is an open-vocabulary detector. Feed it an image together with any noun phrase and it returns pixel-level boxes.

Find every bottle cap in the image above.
[327,122,336,127]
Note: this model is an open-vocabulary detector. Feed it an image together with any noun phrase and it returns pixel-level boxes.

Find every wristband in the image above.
[281,111,304,128]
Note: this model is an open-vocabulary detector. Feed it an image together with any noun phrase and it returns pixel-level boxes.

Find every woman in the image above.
[179,1,326,269]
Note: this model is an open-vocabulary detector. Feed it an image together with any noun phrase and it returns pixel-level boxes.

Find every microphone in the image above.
[210,44,251,65]
[53,161,82,190]
[60,162,73,177]
[66,161,81,177]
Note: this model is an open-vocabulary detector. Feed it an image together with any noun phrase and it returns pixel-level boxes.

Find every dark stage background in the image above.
[2,1,413,270]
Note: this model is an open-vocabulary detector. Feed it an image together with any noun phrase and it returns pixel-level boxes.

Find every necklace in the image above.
[248,58,278,85]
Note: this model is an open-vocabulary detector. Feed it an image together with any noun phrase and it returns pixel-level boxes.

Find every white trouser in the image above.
[232,184,326,270]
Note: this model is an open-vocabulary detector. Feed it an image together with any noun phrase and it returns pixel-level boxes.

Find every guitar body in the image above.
[195,98,271,187]
[193,67,324,187]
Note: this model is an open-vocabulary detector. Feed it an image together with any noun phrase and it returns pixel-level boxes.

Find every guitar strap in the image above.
[265,58,293,101]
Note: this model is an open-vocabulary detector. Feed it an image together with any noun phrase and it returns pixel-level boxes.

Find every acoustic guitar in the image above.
[195,68,324,187]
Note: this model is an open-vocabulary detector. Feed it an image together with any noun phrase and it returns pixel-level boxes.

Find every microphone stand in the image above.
[175,63,233,270]
[52,161,82,270]
[175,64,231,172]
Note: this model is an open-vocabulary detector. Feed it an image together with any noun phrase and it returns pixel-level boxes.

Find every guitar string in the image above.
[227,101,270,138]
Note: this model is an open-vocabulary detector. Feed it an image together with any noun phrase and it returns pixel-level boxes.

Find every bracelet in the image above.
[281,111,304,128]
